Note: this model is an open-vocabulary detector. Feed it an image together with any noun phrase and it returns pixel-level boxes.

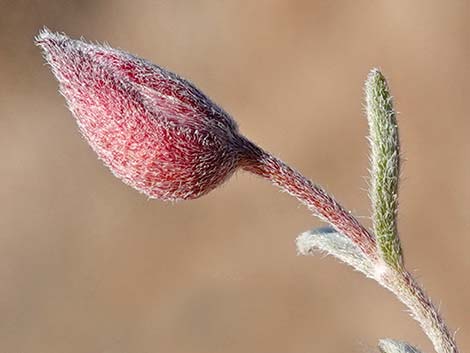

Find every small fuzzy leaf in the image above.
[296,227,374,277]
[365,69,403,269]
[379,339,423,353]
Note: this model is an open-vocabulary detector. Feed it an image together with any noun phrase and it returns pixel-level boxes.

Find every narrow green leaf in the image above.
[365,69,403,268]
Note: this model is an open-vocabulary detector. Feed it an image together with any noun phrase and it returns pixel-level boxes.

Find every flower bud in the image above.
[36,28,244,201]
[36,28,377,259]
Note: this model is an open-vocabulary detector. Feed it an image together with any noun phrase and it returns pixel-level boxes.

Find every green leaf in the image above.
[365,69,403,268]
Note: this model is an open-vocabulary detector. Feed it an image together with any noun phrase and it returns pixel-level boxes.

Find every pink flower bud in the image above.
[36,28,377,259]
[36,28,245,201]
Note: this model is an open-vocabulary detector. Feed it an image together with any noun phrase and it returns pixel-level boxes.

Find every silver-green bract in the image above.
[379,339,423,353]
[296,227,374,277]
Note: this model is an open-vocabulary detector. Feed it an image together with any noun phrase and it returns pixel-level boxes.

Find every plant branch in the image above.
[297,227,460,353]
[238,137,378,260]
[380,269,459,353]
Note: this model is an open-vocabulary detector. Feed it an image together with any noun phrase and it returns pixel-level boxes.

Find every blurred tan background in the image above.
[1,0,469,352]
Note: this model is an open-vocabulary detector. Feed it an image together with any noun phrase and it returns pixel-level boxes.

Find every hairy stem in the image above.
[381,269,459,353]
[238,135,459,353]
[239,137,377,259]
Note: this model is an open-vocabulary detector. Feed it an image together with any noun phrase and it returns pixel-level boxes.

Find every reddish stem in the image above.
[237,136,378,259]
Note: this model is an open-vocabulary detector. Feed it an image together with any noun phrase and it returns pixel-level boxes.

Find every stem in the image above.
[381,269,459,353]
[238,137,377,259]
[237,136,459,353]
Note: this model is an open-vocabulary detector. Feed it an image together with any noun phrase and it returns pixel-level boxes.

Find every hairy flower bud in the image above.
[36,28,244,200]
[36,28,377,259]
